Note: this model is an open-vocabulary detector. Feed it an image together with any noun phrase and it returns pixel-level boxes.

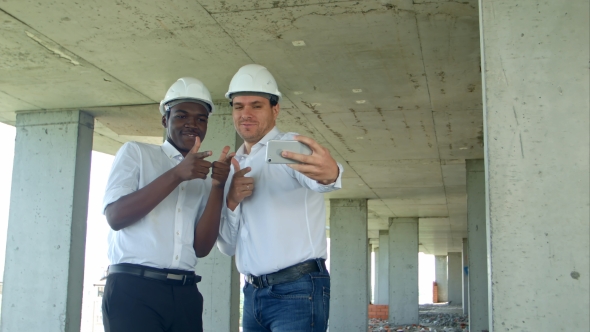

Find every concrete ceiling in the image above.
[0,0,483,255]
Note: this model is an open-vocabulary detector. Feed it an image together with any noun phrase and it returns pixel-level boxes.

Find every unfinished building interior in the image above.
[0,0,588,331]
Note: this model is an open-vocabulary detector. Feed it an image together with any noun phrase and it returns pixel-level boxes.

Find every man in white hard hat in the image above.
[101,77,234,332]
[217,64,343,332]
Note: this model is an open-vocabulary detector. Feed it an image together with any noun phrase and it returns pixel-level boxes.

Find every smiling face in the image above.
[162,102,209,156]
[231,95,279,148]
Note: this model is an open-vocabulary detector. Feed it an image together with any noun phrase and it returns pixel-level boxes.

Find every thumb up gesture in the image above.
[174,137,213,181]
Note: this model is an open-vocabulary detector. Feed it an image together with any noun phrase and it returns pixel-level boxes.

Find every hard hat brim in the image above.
[159,98,214,115]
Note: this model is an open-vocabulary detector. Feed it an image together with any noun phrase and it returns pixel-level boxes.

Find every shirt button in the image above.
[175,255,179,260]
[176,231,180,236]
[178,208,181,212]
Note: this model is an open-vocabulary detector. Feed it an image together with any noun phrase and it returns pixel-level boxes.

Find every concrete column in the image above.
[373,246,379,304]
[434,255,448,302]
[480,1,589,330]
[462,238,469,315]
[1,110,93,332]
[367,243,372,304]
[330,199,368,332]
[197,102,242,332]
[388,217,418,325]
[447,252,462,305]
[466,159,488,331]
[376,230,389,305]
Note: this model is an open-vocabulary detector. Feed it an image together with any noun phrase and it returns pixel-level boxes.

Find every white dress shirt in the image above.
[217,127,343,276]
[103,141,211,271]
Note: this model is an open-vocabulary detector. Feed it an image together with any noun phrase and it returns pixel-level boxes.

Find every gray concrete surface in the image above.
[376,230,389,305]
[447,252,462,305]
[372,247,379,304]
[480,0,590,330]
[330,199,368,332]
[367,243,372,305]
[1,111,93,331]
[462,238,469,315]
[435,255,448,302]
[198,249,240,332]
[388,217,419,325]
[466,159,488,331]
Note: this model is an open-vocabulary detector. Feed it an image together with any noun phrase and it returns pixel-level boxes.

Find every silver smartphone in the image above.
[266,140,312,164]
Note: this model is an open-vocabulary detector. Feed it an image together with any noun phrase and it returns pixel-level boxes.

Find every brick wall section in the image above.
[433,281,439,303]
[368,304,389,320]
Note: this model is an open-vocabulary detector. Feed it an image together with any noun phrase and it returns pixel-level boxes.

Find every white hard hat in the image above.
[225,64,282,103]
[159,77,215,115]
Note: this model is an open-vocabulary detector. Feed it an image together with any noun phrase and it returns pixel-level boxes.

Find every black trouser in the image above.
[102,265,203,332]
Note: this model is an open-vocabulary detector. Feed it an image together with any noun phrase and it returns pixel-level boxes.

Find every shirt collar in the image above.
[236,127,280,157]
[161,140,183,160]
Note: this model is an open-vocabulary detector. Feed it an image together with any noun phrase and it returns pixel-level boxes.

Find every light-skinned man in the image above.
[218,64,343,332]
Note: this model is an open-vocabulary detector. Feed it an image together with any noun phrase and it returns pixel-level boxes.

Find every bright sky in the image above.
[0,123,15,279]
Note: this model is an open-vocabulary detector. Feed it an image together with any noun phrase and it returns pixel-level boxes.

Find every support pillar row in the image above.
[376,230,389,305]
[434,256,448,303]
[466,159,488,331]
[462,238,469,315]
[330,199,368,332]
[373,247,379,304]
[447,252,463,305]
[388,217,418,325]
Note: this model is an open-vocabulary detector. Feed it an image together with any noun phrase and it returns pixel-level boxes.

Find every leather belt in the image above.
[108,264,201,286]
[246,259,326,288]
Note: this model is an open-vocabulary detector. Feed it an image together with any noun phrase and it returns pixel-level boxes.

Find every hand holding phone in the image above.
[265,140,312,164]
[280,135,340,185]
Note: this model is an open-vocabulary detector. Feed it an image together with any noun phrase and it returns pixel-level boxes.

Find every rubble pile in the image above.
[368,309,468,332]
[420,312,468,331]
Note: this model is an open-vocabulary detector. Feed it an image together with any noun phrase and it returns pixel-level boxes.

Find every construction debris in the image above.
[368,304,469,332]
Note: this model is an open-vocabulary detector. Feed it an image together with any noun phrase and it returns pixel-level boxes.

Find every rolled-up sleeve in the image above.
[102,142,141,214]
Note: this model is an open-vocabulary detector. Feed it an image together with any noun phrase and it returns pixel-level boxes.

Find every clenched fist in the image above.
[211,146,235,188]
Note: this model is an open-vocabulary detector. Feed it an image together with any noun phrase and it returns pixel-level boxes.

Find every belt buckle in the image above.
[167,273,182,280]
[249,275,262,288]
[167,273,190,285]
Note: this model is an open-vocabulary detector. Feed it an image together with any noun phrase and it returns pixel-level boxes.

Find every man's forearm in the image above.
[193,186,225,257]
[105,169,183,231]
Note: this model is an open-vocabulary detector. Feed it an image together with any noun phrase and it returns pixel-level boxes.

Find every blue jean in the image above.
[242,266,330,332]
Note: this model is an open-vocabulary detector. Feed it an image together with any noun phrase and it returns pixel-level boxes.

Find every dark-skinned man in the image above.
[101,77,234,332]
[217,64,343,332]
